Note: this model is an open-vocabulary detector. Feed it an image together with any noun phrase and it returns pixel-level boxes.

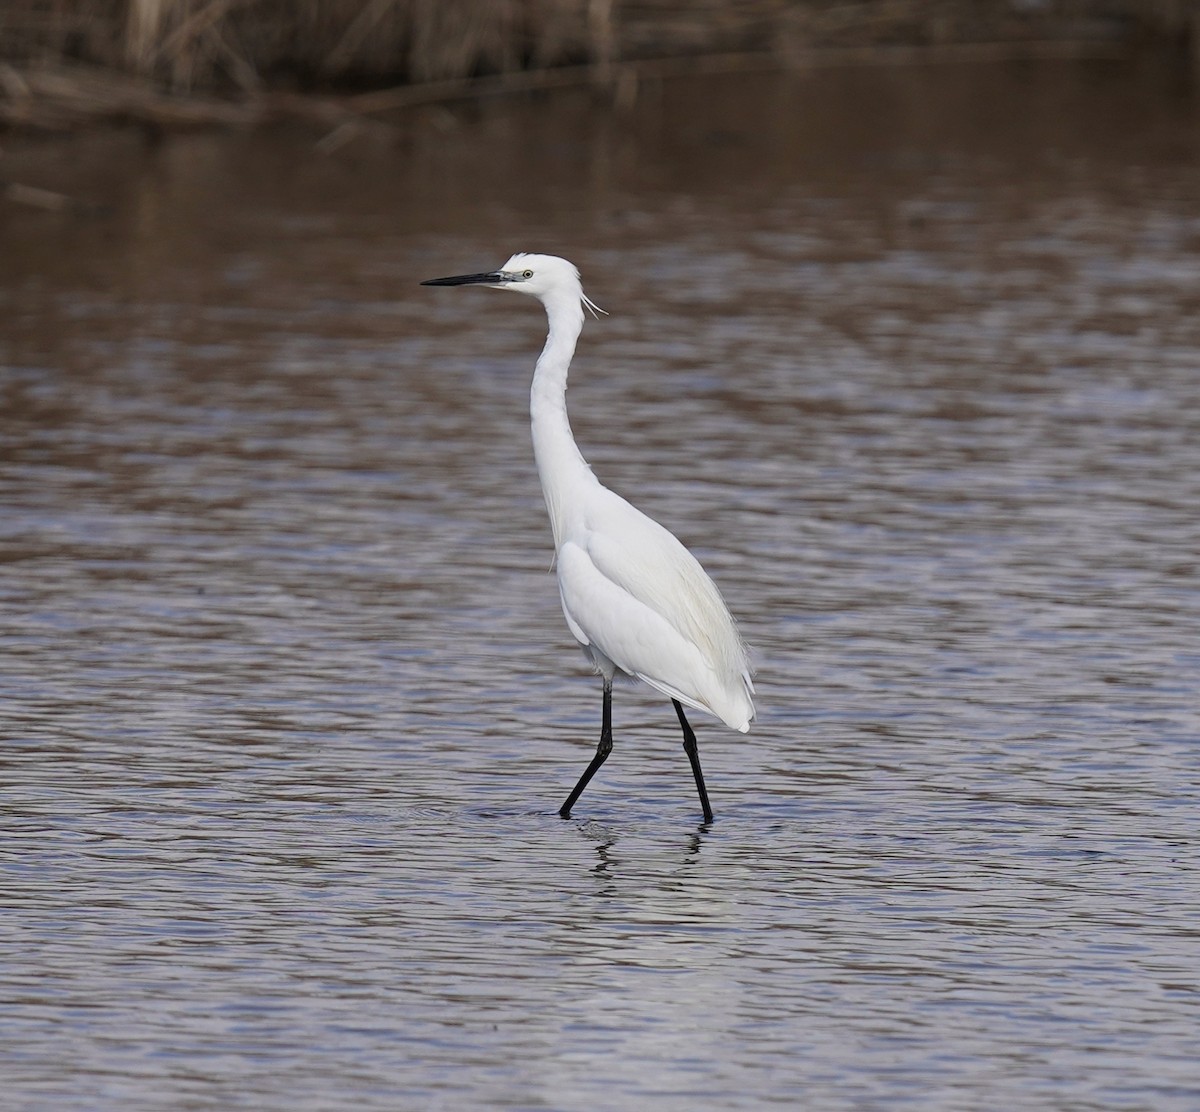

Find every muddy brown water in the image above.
[2,59,1199,1110]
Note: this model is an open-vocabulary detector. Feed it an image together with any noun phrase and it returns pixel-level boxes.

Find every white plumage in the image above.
[422,252,754,821]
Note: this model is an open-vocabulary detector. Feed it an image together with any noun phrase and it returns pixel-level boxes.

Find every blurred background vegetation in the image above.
[0,0,1197,129]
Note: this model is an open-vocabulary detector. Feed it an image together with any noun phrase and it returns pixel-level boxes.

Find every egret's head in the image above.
[422,253,604,317]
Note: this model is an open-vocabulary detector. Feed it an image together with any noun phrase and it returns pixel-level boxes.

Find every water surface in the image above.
[2,59,1199,1110]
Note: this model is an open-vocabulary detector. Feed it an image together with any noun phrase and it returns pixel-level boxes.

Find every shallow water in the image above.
[2,59,1199,1110]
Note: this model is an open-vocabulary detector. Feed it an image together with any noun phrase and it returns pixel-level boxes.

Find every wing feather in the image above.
[585,491,750,679]
[555,489,754,730]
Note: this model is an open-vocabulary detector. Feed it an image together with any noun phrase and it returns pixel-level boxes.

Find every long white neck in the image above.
[530,288,595,549]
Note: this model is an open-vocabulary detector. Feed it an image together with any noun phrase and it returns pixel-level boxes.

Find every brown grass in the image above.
[0,0,603,90]
[0,1,1194,132]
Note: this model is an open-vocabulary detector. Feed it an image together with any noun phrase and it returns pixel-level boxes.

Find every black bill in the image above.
[420,271,504,287]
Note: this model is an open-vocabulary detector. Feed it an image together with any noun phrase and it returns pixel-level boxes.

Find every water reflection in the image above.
[3,57,1200,1112]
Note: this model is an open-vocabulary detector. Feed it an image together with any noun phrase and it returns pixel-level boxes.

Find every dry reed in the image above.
[0,0,1194,132]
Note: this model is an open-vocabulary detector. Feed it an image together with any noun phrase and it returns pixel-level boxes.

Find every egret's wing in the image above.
[558,540,714,700]
[557,516,754,731]
[581,492,751,686]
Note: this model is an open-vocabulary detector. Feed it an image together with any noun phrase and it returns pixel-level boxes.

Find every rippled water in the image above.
[3,60,1199,1110]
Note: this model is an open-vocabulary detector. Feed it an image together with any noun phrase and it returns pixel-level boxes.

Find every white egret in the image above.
[422,253,754,822]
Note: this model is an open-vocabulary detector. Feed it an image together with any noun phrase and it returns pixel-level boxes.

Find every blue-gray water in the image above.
[2,60,1199,1110]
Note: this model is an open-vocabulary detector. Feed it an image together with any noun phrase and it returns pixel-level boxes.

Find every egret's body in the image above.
[423,253,754,821]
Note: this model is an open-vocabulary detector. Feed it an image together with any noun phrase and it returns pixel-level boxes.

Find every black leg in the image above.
[559,680,613,818]
[674,699,714,823]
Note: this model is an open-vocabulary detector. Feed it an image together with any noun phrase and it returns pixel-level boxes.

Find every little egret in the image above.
[422,253,754,822]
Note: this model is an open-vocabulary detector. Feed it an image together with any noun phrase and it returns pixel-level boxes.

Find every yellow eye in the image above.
[522,269,534,279]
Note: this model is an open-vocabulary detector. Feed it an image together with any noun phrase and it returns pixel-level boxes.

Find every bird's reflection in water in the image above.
[573,820,712,905]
